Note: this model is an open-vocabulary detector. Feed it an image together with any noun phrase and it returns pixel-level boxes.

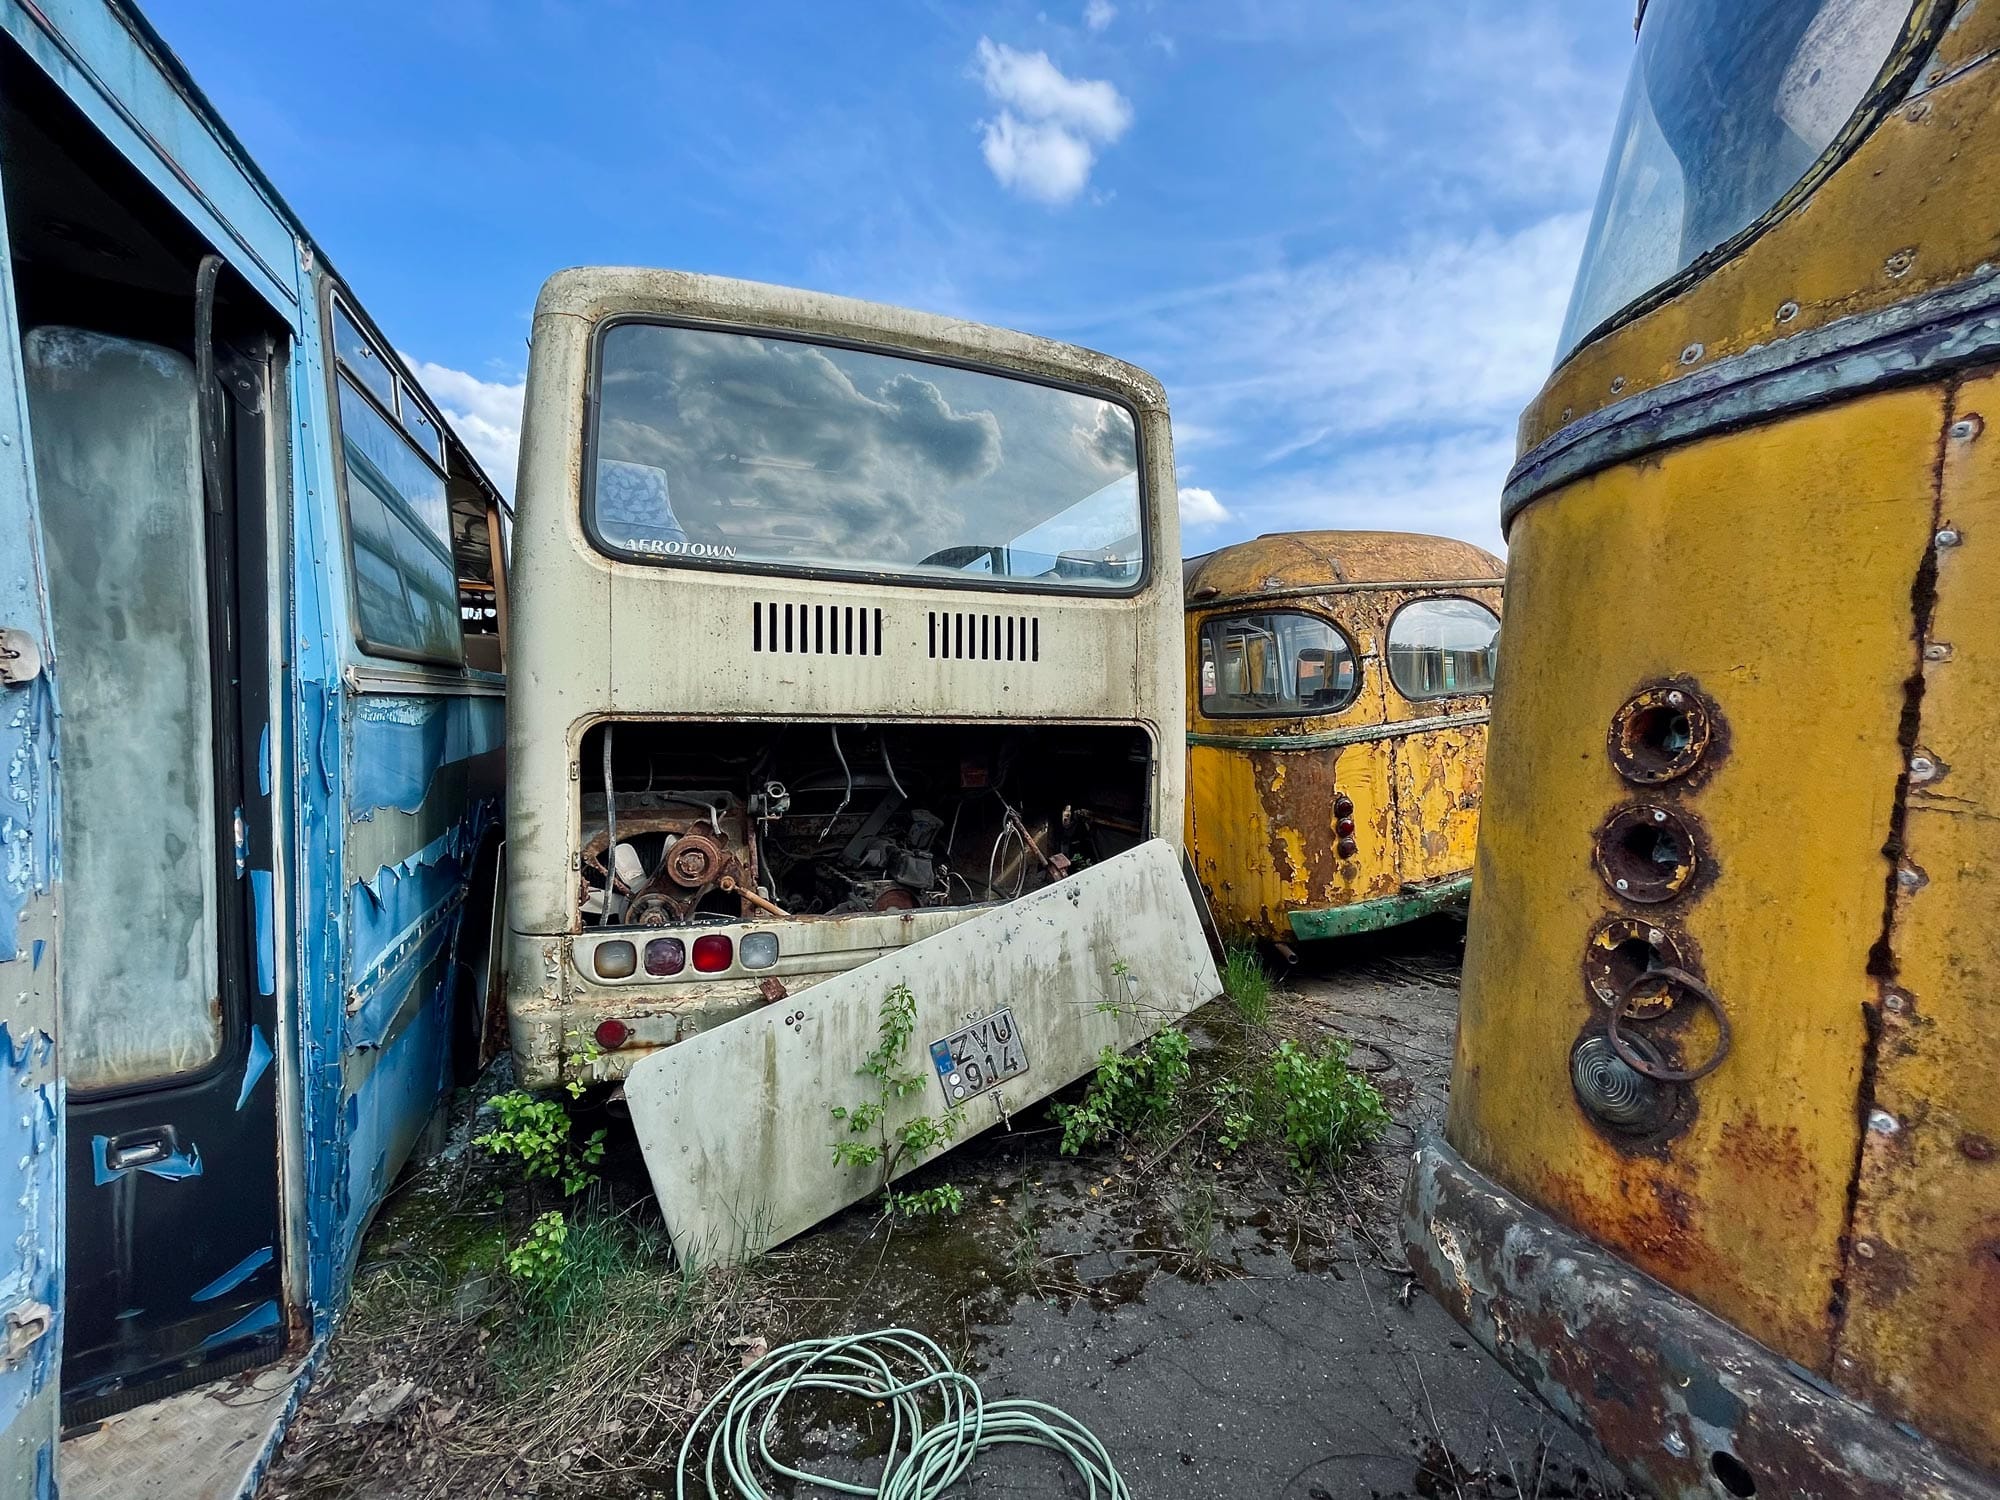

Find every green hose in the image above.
[676,1327,1132,1499]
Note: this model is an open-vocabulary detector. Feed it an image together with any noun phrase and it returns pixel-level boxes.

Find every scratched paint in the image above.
[346,696,502,818]
[190,1246,275,1304]
[235,1025,273,1111]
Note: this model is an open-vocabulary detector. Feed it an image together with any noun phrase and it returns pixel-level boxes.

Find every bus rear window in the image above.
[1199,612,1358,717]
[587,322,1145,592]
[1386,598,1499,701]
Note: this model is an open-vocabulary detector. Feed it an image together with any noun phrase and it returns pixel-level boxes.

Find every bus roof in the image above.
[1184,530,1503,604]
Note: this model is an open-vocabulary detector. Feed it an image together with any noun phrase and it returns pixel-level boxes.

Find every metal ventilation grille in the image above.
[751,602,885,656]
[927,611,1039,662]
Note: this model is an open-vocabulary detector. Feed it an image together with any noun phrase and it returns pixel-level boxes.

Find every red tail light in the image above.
[691,934,733,973]
[594,1019,633,1050]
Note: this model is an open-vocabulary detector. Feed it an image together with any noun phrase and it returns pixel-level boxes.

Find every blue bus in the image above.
[0,3,509,1495]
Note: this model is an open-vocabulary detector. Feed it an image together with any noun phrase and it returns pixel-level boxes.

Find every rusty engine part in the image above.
[578,798,762,926]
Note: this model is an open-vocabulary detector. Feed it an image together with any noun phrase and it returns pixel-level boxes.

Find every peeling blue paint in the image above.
[90,1134,203,1185]
[237,1023,273,1110]
[347,696,503,817]
[251,867,275,996]
[0,681,56,959]
[257,720,271,796]
[198,1297,280,1351]
[30,937,42,969]
[191,1245,274,1303]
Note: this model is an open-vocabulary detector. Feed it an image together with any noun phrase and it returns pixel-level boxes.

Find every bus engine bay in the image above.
[574,721,1155,929]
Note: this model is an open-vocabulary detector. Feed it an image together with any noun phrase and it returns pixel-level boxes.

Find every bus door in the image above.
[0,158,62,1500]
[3,46,285,1419]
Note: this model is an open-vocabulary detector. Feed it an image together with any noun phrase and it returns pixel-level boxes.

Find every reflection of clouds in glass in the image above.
[592,324,1141,587]
[1076,401,1135,472]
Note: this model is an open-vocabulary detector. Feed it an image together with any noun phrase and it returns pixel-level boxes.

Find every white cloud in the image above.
[1083,0,1116,33]
[1111,210,1589,555]
[400,356,526,495]
[974,39,1132,205]
[1179,485,1230,528]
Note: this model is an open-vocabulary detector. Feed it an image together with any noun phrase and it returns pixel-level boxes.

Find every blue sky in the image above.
[160,0,1634,555]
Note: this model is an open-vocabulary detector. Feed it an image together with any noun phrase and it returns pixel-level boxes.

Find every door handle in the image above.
[3,1300,52,1366]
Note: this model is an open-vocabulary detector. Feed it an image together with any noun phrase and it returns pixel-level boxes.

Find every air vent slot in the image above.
[927,611,1040,662]
[750,602,884,656]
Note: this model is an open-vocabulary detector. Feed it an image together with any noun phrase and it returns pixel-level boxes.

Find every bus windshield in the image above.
[588,321,1144,591]
[1556,0,1911,358]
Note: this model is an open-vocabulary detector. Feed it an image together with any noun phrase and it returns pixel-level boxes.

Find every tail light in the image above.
[593,940,637,979]
[594,1019,633,1050]
[740,932,779,970]
[644,936,686,976]
[691,934,734,973]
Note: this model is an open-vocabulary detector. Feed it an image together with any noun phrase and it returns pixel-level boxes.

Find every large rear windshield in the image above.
[587,322,1145,592]
[1557,0,1913,359]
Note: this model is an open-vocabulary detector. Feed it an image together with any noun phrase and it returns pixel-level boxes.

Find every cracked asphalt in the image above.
[762,918,1634,1499]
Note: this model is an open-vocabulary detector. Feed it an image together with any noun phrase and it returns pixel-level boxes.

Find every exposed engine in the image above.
[576,721,1152,926]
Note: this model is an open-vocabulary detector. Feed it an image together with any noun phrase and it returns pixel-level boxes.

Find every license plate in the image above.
[928,1009,1029,1105]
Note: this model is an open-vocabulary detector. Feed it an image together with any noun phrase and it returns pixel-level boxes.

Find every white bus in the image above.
[504,269,1186,1088]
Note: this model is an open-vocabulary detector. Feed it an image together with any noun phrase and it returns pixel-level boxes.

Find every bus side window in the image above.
[330,297,462,664]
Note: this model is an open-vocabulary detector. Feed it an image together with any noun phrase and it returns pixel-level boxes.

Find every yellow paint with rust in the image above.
[1183,532,1502,943]
[1450,8,2000,1472]
[1829,368,2000,1465]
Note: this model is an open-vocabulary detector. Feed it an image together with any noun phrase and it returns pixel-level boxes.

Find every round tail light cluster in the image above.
[1333,791,1358,860]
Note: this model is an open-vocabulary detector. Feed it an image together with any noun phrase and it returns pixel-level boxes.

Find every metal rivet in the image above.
[1924,642,1953,661]
[1909,755,1937,782]
[1560,406,1573,422]
[1907,100,1933,122]
[1679,342,1704,366]
[1614,878,1630,892]
[1868,1108,1900,1135]
[1883,991,1907,1013]
[1648,928,1664,945]
[1610,375,1627,394]
[1855,1239,1877,1260]
[1886,250,1915,278]
[1897,866,1924,890]
[1651,809,1667,823]
[1951,414,1983,441]
[1936,528,1962,548]
[1840,1355,1858,1370]
[1665,691,1684,707]
[1776,301,1799,323]
[1663,1432,1688,1457]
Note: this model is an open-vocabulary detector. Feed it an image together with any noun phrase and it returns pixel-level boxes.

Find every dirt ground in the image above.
[264,919,1633,1499]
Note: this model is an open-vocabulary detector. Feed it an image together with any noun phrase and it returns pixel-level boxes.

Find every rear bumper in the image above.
[1287,874,1469,942]
[1401,1138,1999,1500]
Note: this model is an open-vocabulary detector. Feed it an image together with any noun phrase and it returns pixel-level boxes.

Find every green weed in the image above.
[885,1183,966,1220]
[1267,1037,1389,1173]
[829,982,967,1198]
[1053,1026,1192,1154]
[474,1090,607,1196]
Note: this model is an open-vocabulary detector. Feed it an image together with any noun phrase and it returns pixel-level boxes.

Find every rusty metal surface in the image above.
[1403,1138,2000,1500]
[1183,530,1502,604]
[1829,368,2000,1467]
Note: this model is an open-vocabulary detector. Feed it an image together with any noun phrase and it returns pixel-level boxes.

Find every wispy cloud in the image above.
[1098,211,1589,553]
[1083,0,1116,34]
[1179,484,1230,529]
[402,355,526,495]
[974,38,1132,205]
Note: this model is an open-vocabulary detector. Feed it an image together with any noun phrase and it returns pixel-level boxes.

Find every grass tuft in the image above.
[1221,944,1272,1029]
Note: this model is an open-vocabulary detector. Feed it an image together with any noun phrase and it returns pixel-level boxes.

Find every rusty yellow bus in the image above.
[1182,531,1501,949]
[1404,2,2000,1497]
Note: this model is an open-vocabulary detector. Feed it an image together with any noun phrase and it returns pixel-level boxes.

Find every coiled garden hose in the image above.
[676,1327,1131,1499]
